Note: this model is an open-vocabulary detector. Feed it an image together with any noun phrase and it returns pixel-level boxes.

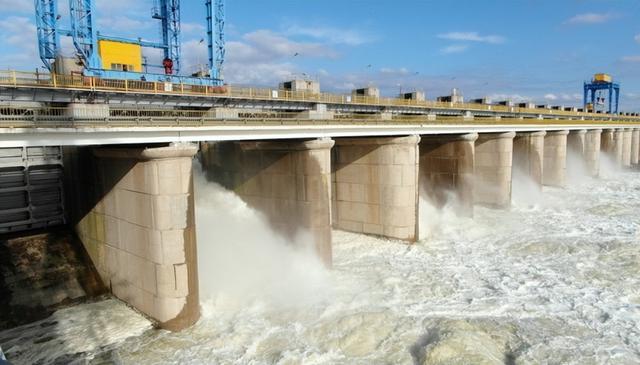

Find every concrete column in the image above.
[419,133,477,215]
[631,129,640,165]
[474,132,515,208]
[613,129,624,166]
[513,131,546,188]
[200,139,334,265]
[65,144,200,331]
[567,130,586,155]
[601,129,623,167]
[566,129,586,180]
[584,129,602,177]
[333,136,420,242]
[622,129,633,167]
[543,130,569,187]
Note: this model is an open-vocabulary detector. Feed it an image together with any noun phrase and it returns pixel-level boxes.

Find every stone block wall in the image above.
[474,132,515,208]
[332,136,420,242]
[584,129,602,177]
[200,139,334,265]
[631,129,640,165]
[513,131,545,188]
[622,129,633,167]
[543,131,569,187]
[64,144,199,331]
[418,133,477,215]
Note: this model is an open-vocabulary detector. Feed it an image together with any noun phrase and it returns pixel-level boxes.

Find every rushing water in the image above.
[1,165,640,365]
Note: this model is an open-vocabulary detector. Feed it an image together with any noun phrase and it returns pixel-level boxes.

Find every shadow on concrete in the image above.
[199,140,325,242]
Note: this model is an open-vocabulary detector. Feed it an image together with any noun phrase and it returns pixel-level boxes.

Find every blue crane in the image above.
[34,0,226,85]
[206,0,225,83]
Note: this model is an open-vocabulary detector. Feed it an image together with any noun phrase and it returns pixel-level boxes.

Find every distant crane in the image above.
[34,0,226,85]
[584,73,620,114]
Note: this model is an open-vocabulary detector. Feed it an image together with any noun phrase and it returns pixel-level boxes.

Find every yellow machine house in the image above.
[98,40,143,72]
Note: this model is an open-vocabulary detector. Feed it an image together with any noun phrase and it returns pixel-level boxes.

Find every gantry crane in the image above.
[584,73,620,114]
[34,0,226,85]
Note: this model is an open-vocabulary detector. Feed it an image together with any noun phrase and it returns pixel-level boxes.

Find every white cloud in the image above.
[635,34,640,44]
[97,16,154,33]
[0,16,38,68]
[182,29,339,85]
[544,94,558,101]
[241,30,338,60]
[489,94,530,102]
[565,13,617,25]
[285,25,373,46]
[379,67,409,75]
[441,44,469,54]
[183,22,207,35]
[622,55,640,62]
[0,0,31,13]
[437,32,505,44]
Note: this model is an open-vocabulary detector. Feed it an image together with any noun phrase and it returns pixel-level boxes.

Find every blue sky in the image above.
[1,0,640,110]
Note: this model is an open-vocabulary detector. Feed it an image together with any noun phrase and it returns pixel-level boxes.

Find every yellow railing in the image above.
[1,70,638,121]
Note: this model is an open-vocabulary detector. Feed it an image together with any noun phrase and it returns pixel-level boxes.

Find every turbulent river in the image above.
[1,162,640,365]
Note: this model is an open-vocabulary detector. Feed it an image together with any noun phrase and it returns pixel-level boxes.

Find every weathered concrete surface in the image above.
[65,144,200,331]
[543,130,569,188]
[601,129,623,166]
[419,133,477,215]
[567,130,586,179]
[631,129,640,165]
[333,136,420,242]
[474,132,515,208]
[584,129,602,177]
[201,139,334,265]
[0,229,105,329]
[513,131,545,188]
[622,129,632,167]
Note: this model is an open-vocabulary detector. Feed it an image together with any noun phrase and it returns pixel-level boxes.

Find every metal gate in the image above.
[0,146,65,233]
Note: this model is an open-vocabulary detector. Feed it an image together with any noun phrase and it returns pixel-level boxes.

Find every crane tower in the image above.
[34,0,226,85]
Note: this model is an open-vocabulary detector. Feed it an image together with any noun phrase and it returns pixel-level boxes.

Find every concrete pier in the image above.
[601,129,623,166]
[65,144,200,331]
[474,132,515,208]
[622,129,632,167]
[584,129,602,177]
[201,139,334,265]
[613,129,624,166]
[631,129,640,165]
[418,133,477,215]
[333,136,420,242]
[543,131,569,187]
[567,130,586,179]
[513,131,545,188]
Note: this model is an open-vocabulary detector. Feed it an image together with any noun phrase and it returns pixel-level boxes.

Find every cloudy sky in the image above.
[2,0,640,110]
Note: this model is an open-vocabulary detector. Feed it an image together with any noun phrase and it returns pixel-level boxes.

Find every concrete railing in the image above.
[0,106,638,129]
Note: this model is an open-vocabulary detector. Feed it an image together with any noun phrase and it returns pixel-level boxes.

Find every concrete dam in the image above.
[1,76,640,363]
[2,118,639,330]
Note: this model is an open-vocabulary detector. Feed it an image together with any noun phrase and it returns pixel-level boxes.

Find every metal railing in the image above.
[0,106,638,129]
[1,70,637,121]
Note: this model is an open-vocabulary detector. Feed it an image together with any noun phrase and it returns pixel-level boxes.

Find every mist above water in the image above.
[193,164,331,312]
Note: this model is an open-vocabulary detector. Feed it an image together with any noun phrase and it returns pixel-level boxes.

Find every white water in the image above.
[1,165,640,364]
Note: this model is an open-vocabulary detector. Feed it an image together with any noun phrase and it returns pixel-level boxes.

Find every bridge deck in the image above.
[1,70,638,121]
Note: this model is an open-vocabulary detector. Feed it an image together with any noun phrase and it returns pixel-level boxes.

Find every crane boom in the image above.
[34,0,61,70]
[154,0,181,74]
[206,0,225,84]
[68,0,101,69]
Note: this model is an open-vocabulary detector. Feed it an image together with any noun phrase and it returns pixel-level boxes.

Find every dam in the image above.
[1,74,639,331]
[2,0,640,362]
